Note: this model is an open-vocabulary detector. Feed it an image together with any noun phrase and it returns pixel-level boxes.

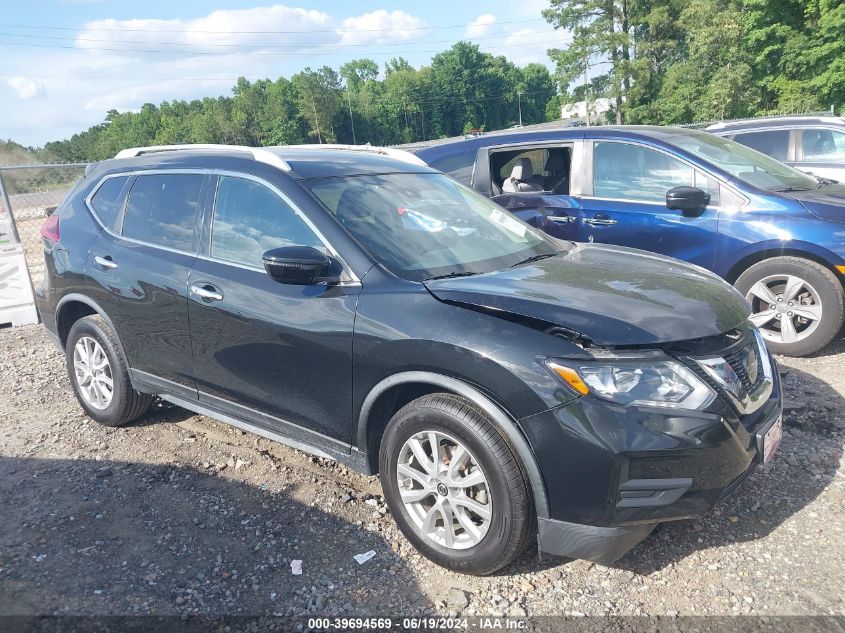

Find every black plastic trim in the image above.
[537,518,656,562]
[617,477,693,509]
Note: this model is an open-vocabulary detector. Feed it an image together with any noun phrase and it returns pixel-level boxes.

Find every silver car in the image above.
[707,115,845,182]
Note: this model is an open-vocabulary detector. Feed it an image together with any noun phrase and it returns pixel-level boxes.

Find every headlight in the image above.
[547,356,715,410]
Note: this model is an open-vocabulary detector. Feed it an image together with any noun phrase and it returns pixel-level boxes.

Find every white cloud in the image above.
[504,28,565,66]
[7,77,46,99]
[465,14,496,38]
[76,6,336,51]
[338,10,426,45]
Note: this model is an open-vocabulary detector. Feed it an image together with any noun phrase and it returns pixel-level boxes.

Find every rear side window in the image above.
[89,176,129,227]
[428,151,476,186]
[732,130,790,161]
[121,174,203,252]
[211,176,324,267]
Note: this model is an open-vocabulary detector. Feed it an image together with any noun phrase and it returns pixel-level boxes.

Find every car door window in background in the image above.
[732,130,790,161]
[121,174,203,252]
[490,147,571,194]
[802,129,845,161]
[593,142,693,202]
[211,176,324,268]
[89,176,129,228]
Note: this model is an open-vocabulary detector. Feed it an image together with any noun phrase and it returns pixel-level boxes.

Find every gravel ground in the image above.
[0,324,843,619]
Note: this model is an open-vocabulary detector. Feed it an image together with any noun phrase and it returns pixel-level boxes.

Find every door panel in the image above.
[492,193,581,241]
[579,141,719,269]
[188,174,358,442]
[85,172,205,390]
[188,260,358,442]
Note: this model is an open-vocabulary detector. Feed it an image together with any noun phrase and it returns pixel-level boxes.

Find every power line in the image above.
[0,36,565,57]
[0,29,558,50]
[0,17,546,35]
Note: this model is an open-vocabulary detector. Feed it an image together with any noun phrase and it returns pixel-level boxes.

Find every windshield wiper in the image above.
[423,271,479,281]
[511,253,557,267]
[772,186,812,192]
[816,177,836,188]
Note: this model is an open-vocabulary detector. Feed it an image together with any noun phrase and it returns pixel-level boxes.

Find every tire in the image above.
[379,393,535,575]
[65,315,153,426]
[734,256,844,356]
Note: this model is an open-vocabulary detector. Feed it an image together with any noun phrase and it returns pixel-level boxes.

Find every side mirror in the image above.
[666,186,711,216]
[262,246,339,285]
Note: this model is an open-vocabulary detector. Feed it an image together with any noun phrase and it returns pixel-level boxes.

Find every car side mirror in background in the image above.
[666,186,711,217]
[262,246,339,285]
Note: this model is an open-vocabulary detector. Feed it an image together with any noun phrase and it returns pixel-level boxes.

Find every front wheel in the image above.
[735,256,844,356]
[379,393,535,575]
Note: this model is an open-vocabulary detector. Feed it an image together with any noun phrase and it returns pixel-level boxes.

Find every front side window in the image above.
[121,174,203,252]
[732,130,790,162]
[801,128,845,161]
[307,172,556,281]
[669,131,818,192]
[211,176,324,268]
[90,176,129,228]
[593,142,693,202]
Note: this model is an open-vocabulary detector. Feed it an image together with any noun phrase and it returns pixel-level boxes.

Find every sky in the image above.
[0,0,562,147]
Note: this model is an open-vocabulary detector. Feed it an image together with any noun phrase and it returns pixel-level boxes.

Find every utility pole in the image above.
[517,91,523,126]
[347,90,356,145]
[583,60,591,127]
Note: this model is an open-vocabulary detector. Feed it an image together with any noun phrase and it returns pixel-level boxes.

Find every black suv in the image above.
[36,144,783,575]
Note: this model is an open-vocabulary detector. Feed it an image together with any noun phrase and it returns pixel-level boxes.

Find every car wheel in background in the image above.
[65,315,153,426]
[735,256,844,356]
[379,393,535,575]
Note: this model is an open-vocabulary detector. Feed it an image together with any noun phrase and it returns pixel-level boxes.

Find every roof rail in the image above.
[280,143,427,166]
[114,144,291,171]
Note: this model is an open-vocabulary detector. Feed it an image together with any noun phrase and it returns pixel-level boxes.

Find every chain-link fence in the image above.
[0,163,88,291]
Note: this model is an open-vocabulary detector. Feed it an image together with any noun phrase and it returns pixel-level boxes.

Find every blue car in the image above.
[412,126,845,356]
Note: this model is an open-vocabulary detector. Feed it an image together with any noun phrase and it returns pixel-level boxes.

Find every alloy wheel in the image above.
[395,431,491,550]
[72,336,114,410]
[746,274,823,345]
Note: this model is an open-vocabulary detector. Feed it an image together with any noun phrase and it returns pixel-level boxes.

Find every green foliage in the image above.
[42,43,557,161]
[545,0,845,124]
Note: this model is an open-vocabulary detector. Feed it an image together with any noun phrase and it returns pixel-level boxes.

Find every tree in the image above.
[544,0,633,124]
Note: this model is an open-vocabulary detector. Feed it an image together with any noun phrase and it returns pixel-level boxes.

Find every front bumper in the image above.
[522,361,783,562]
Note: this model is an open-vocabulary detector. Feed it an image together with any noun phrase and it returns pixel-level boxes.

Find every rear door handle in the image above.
[94,255,117,270]
[584,216,618,227]
[190,283,224,302]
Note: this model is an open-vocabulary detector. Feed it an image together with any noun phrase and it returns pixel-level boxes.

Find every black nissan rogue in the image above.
[35,144,783,575]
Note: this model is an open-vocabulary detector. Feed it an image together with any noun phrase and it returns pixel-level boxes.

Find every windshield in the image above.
[669,131,819,191]
[306,172,558,281]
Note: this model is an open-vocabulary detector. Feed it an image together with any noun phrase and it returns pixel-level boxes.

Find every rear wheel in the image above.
[66,315,153,426]
[735,257,844,356]
[379,393,535,575]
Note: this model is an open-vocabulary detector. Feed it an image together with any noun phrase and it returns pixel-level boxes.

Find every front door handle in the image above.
[584,215,618,227]
[94,255,117,270]
[190,283,224,302]
[547,215,577,224]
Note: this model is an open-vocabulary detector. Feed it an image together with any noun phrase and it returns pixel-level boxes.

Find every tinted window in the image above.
[211,176,324,268]
[90,176,129,227]
[428,151,476,186]
[593,142,693,202]
[802,128,845,161]
[732,130,789,161]
[122,174,203,252]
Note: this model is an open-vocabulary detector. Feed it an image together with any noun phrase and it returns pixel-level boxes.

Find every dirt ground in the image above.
[0,324,843,620]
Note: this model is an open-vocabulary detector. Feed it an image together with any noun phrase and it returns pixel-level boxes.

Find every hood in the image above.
[782,183,845,224]
[424,244,750,347]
